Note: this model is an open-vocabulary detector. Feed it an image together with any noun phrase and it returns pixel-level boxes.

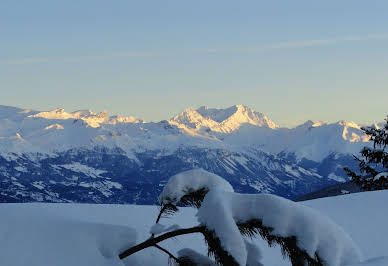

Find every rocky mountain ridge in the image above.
[0,104,374,204]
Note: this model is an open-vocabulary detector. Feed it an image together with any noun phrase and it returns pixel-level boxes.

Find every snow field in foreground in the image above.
[0,190,388,266]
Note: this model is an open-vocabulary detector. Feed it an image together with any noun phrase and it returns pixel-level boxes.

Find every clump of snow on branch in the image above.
[197,190,248,265]
[159,168,234,205]
[197,190,362,266]
[374,172,388,181]
[177,248,216,265]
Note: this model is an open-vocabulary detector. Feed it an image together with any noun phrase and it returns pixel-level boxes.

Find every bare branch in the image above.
[154,244,180,263]
[119,226,205,260]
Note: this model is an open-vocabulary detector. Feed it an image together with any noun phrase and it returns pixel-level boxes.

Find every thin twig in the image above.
[154,244,180,263]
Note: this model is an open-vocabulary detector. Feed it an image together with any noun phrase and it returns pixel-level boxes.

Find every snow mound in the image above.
[197,191,362,266]
[0,206,136,266]
[159,168,234,204]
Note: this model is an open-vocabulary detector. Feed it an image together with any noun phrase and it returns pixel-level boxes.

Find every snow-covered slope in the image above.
[0,104,369,159]
[0,104,375,204]
[29,108,143,127]
[0,190,387,266]
[282,120,370,162]
[0,147,327,204]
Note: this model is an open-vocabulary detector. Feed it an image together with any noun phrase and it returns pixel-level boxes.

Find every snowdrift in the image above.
[1,191,388,266]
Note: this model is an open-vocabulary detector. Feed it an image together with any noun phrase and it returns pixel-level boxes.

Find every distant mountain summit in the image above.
[0,104,370,159]
[170,104,278,133]
[29,108,96,120]
[25,107,142,128]
[0,104,376,205]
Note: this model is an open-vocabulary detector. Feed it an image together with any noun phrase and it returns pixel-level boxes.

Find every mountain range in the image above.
[0,104,376,204]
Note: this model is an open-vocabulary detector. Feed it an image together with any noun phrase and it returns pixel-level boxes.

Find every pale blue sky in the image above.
[1,0,387,127]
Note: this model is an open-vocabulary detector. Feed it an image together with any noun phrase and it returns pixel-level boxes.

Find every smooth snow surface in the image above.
[0,205,136,266]
[1,191,388,266]
[349,257,388,266]
[159,168,234,204]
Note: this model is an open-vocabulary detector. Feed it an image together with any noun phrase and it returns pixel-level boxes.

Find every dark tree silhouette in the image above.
[345,116,388,191]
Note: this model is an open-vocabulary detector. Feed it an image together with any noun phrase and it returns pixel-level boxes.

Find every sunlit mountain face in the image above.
[0,104,371,204]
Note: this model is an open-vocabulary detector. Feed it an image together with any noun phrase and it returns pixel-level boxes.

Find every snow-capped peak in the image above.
[0,104,379,164]
[71,110,96,118]
[28,108,89,120]
[337,120,361,130]
[337,120,370,143]
[312,121,328,127]
[108,115,143,124]
[170,105,278,133]
[196,105,241,123]
[297,120,314,128]
[283,119,370,162]
[27,108,142,128]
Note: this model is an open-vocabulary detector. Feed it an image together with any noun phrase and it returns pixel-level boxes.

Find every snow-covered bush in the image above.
[119,169,362,266]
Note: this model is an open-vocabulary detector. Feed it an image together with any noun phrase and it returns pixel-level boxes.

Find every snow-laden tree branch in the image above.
[119,168,362,266]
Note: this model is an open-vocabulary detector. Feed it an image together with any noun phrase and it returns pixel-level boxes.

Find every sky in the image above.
[1,0,387,127]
